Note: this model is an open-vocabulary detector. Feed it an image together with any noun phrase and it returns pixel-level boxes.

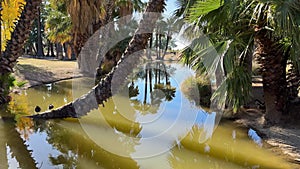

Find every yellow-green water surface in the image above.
[0,62,297,169]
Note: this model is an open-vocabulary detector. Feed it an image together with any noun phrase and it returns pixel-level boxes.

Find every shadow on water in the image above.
[1,61,297,168]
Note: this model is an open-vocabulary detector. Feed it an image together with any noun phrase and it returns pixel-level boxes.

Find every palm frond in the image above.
[188,0,222,22]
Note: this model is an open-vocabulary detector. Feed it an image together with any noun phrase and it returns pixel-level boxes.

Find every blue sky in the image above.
[165,0,177,15]
[142,0,178,15]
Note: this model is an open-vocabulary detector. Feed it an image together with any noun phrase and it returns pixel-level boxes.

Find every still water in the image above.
[0,62,296,169]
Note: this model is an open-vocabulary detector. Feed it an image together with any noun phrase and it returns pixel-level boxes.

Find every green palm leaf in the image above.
[188,0,222,22]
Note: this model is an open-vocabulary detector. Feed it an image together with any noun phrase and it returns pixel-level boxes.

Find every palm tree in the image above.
[0,0,42,104]
[180,0,300,124]
[251,1,300,123]
[30,0,167,119]
[64,0,106,56]
[63,0,145,58]
[45,0,72,59]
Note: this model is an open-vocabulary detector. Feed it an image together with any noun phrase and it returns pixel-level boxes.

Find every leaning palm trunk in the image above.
[255,28,288,124]
[30,0,166,119]
[0,0,42,104]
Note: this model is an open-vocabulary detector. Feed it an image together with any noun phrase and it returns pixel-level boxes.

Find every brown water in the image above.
[0,62,296,169]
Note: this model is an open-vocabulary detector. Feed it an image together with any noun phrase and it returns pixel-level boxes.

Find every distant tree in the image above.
[45,0,72,59]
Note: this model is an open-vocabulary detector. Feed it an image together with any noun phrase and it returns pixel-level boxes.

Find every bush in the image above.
[181,75,212,107]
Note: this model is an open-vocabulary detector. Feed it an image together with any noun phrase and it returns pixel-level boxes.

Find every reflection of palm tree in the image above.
[130,62,176,114]
[153,84,175,102]
[153,62,175,101]
[143,65,148,104]
[43,121,140,168]
[0,108,37,169]
[128,81,139,98]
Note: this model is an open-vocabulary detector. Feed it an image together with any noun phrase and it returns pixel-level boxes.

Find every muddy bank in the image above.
[233,109,300,165]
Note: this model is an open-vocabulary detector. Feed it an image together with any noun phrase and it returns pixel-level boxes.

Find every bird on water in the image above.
[49,104,54,110]
[35,106,41,113]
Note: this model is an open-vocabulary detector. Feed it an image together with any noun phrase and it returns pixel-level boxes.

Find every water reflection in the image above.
[0,62,296,168]
[79,61,198,158]
[0,105,37,169]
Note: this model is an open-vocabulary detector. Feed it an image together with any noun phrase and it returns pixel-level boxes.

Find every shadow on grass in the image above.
[15,64,56,84]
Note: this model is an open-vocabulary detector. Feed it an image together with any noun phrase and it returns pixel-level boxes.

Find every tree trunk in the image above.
[46,40,50,57]
[149,64,153,93]
[63,43,70,60]
[95,0,116,82]
[50,42,55,57]
[149,34,153,59]
[156,31,159,59]
[159,34,162,59]
[0,0,42,105]
[162,31,170,60]
[255,28,288,124]
[36,7,44,58]
[73,0,115,58]
[56,43,63,60]
[144,66,148,104]
[29,0,166,119]
[26,44,35,56]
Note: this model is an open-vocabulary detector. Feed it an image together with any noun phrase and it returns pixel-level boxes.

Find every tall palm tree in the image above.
[64,0,106,56]
[0,0,42,104]
[251,1,300,123]
[181,0,300,124]
[30,0,166,119]
[64,0,144,58]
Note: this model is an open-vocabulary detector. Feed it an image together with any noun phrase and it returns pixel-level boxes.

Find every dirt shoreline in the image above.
[233,109,300,166]
[13,57,83,89]
[13,57,300,166]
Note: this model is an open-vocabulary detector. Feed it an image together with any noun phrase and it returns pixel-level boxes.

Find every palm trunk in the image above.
[144,67,148,104]
[286,62,300,100]
[50,42,55,57]
[159,34,162,59]
[73,0,114,58]
[255,28,288,124]
[63,43,70,60]
[46,40,50,56]
[149,65,153,93]
[155,30,159,59]
[30,0,166,119]
[36,7,44,58]
[0,0,42,104]
[148,33,153,59]
[56,43,63,59]
[95,0,115,82]
[162,31,170,60]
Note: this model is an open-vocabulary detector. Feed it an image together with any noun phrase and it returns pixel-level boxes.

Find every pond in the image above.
[0,61,296,169]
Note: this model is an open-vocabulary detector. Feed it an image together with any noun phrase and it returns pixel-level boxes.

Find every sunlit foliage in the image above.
[1,0,25,50]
